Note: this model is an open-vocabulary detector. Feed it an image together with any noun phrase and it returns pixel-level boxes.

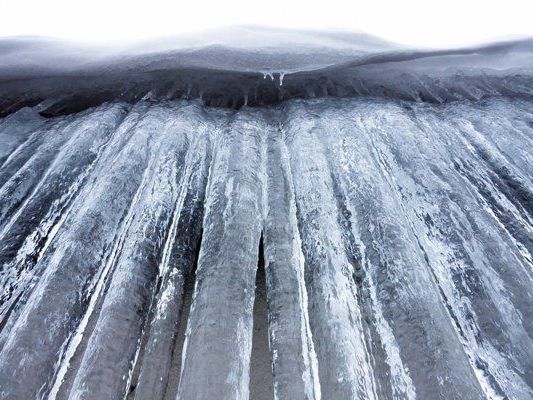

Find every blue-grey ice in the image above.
[0,27,532,400]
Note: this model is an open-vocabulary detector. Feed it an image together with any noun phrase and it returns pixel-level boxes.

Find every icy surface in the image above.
[0,95,531,399]
[1,26,533,114]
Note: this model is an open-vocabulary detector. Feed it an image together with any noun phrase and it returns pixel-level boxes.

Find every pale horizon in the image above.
[2,0,533,48]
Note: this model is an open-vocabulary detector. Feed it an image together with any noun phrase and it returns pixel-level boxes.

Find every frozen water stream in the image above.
[0,95,531,399]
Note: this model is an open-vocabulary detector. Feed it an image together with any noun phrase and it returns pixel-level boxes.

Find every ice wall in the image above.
[0,96,531,399]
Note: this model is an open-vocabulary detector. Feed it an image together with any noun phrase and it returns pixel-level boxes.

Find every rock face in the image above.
[0,95,531,400]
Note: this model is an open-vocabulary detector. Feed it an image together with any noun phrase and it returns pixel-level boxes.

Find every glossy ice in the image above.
[0,97,531,400]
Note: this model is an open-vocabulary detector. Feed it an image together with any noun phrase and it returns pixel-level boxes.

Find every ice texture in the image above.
[0,94,531,399]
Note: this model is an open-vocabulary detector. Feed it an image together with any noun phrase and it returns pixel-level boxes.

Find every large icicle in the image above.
[0,107,45,167]
[66,102,194,400]
[177,108,265,400]
[0,102,144,351]
[0,101,160,399]
[133,105,214,400]
[281,101,377,400]
[262,118,320,400]
[0,115,68,189]
[314,98,485,399]
[391,99,533,399]
[0,103,128,321]
[0,113,81,228]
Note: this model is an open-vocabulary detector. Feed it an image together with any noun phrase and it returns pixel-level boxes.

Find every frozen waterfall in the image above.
[0,27,532,400]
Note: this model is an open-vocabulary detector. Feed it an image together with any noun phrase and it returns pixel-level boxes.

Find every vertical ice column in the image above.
[177,109,265,400]
[133,107,214,400]
[0,113,79,227]
[315,99,485,400]
[67,103,192,400]
[395,101,533,399]
[0,107,45,167]
[263,121,320,400]
[281,102,376,400]
[0,103,128,310]
[0,102,161,399]
[0,102,145,351]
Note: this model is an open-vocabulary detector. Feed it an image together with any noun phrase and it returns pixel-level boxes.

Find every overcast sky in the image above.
[1,0,532,48]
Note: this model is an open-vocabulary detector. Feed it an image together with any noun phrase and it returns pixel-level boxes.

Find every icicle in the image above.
[262,71,274,81]
[279,72,285,86]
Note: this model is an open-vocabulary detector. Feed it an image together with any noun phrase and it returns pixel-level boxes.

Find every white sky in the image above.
[1,0,533,48]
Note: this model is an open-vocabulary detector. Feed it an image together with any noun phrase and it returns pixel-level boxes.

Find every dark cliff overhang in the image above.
[1,35,533,116]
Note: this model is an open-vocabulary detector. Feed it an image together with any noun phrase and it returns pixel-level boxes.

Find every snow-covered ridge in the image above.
[1,26,533,115]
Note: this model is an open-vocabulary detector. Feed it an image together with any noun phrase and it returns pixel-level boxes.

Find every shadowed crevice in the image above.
[161,229,203,400]
[250,233,275,400]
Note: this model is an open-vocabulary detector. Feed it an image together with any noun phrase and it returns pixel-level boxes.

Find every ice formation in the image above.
[0,27,532,400]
